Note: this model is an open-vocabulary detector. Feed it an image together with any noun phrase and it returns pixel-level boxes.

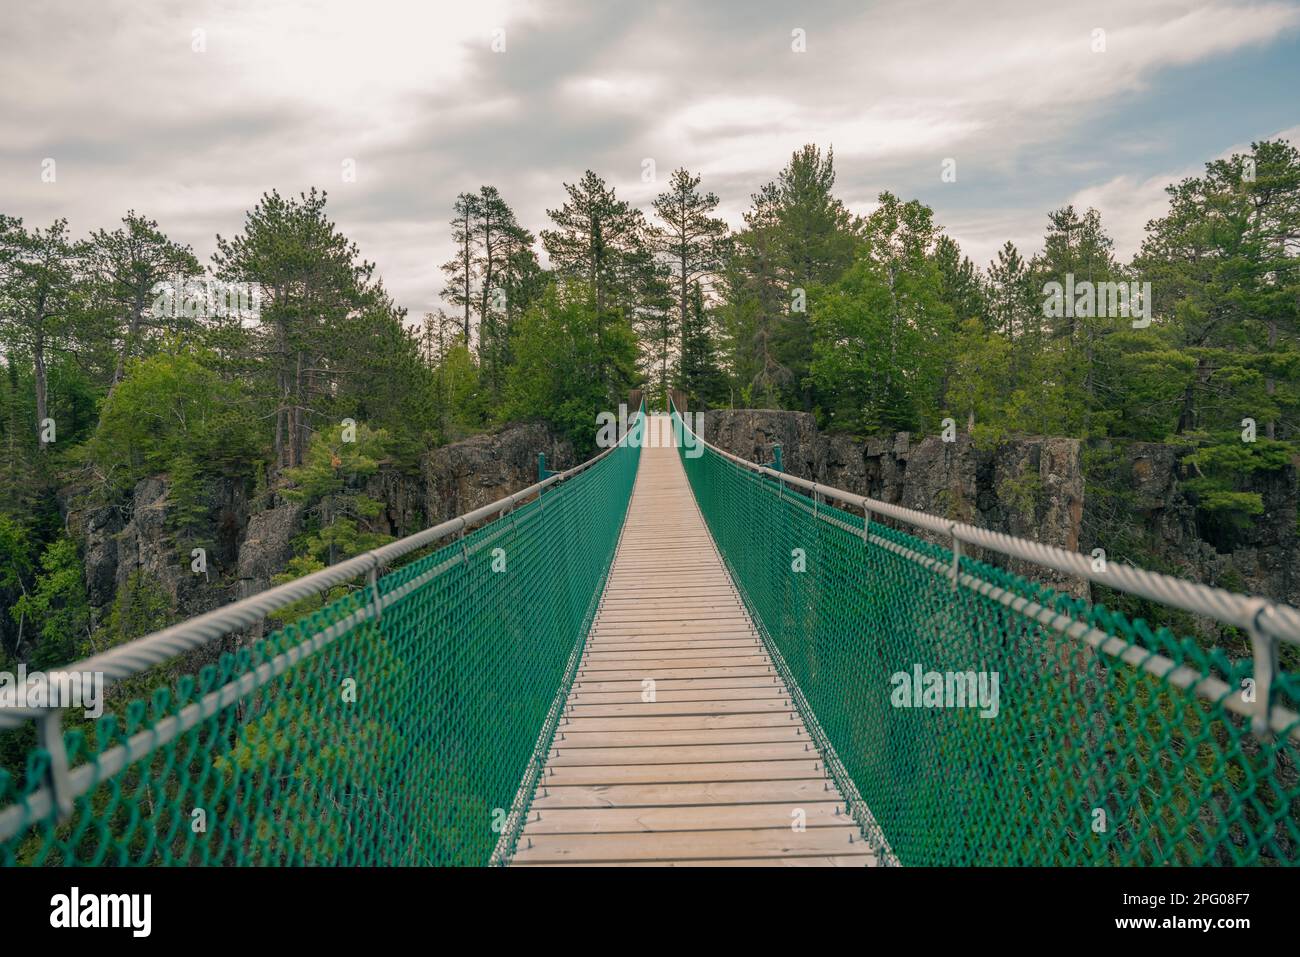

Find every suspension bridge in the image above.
[1,400,1297,866]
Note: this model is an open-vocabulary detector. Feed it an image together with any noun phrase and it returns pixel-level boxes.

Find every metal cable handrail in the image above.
[1,406,647,856]
[669,400,1296,737]
[0,408,643,731]
[669,400,1300,647]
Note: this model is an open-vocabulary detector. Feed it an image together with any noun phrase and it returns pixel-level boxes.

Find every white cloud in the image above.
[0,0,1295,313]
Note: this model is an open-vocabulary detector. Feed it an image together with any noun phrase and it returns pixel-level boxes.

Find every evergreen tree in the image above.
[440,191,480,342]
[810,193,951,433]
[652,169,729,397]
[541,170,655,317]
[678,281,727,408]
[213,189,375,471]
[81,211,201,393]
[720,145,857,411]
[0,217,79,456]
[501,282,638,452]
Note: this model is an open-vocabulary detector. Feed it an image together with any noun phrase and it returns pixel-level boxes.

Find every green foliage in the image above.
[0,516,34,657]
[274,423,394,615]
[501,283,639,452]
[678,282,728,408]
[810,194,953,433]
[947,319,1012,441]
[10,536,89,669]
[996,469,1044,518]
[101,571,172,650]
[332,295,442,468]
[719,145,858,410]
[1184,437,1290,536]
[83,344,259,494]
[214,188,376,471]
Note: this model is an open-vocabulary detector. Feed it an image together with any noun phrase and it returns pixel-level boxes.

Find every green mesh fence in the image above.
[676,414,1300,866]
[0,429,640,867]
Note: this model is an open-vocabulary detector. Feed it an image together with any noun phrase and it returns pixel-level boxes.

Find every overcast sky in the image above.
[2,0,1298,318]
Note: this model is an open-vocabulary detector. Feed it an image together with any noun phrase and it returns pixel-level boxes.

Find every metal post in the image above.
[36,709,74,819]
[1248,602,1279,736]
[537,452,547,483]
[772,444,783,473]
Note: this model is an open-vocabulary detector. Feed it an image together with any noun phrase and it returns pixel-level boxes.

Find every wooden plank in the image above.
[569,666,775,682]
[582,648,765,662]
[573,676,780,692]
[562,712,796,733]
[578,658,773,674]
[592,621,757,636]
[599,596,739,605]
[553,726,807,748]
[564,699,792,718]
[579,639,761,653]
[524,802,846,834]
[511,826,869,863]
[528,779,840,809]
[547,742,818,766]
[544,759,823,786]
[568,688,792,705]
[518,855,873,867]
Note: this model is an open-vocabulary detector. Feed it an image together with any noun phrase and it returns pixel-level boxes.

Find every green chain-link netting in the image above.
[0,430,640,866]
[676,413,1300,866]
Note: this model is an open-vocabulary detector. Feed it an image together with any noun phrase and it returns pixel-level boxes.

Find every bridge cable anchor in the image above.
[948,523,962,593]
[1247,600,1280,737]
[36,708,74,820]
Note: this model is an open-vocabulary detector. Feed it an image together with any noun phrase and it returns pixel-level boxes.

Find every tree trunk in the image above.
[6,357,20,487]
[462,216,473,344]
[109,298,146,396]
[292,349,305,467]
[32,324,48,451]
[1176,358,1207,434]
[1266,317,1277,440]
[679,250,688,390]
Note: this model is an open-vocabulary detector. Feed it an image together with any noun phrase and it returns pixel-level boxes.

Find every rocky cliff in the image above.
[72,407,1294,645]
[422,422,572,522]
[73,420,572,632]
[700,409,1297,614]
[79,474,251,627]
[1081,440,1300,610]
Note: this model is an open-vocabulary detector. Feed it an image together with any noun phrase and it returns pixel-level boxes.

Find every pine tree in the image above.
[213,189,375,470]
[679,281,727,407]
[720,145,858,412]
[440,192,480,343]
[541,170,654,316]
[0,217,78,456]
[652,169,729,396]
[81,211,202,394]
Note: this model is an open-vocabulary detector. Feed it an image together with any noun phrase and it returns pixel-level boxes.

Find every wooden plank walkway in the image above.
[512,415,874,867]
